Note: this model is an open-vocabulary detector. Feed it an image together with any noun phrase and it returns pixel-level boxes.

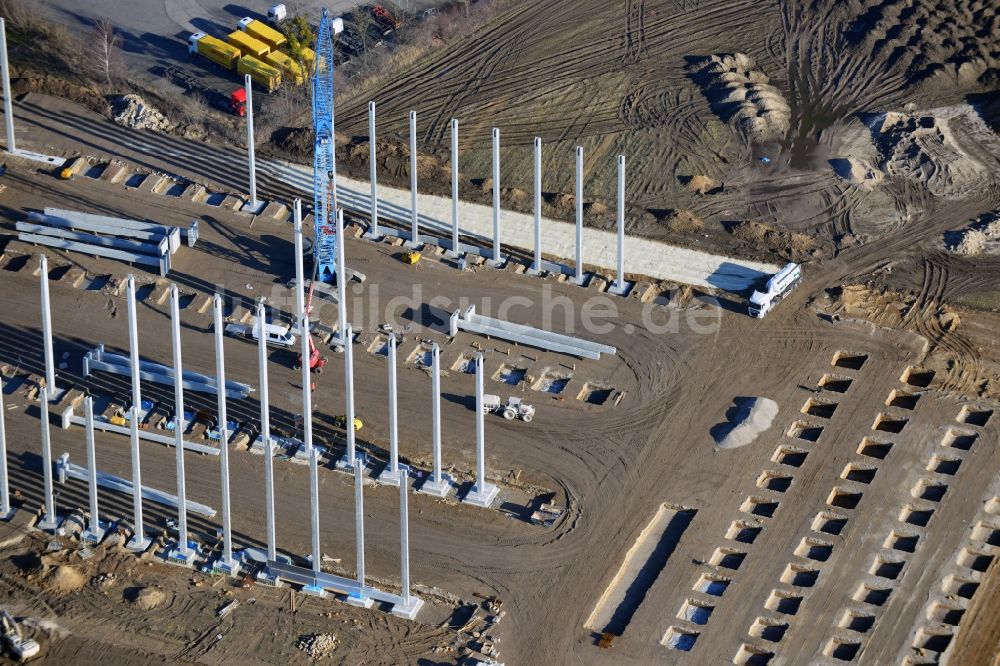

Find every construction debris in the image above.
[295,633,339,660]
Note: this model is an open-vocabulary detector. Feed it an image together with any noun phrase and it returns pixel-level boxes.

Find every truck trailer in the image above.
[237,56,282,92]
[239,17,287,50]
[226,30,271,59]
[188,33,240,70]
[264,50,304,85]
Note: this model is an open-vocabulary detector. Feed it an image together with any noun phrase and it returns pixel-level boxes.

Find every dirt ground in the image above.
[0,1,997,665]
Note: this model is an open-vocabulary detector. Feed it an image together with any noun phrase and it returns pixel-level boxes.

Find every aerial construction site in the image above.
[0,0,997,663]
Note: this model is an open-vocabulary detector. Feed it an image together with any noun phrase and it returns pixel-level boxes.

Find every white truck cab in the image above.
[749,262,801,318]
[253,321,296,347]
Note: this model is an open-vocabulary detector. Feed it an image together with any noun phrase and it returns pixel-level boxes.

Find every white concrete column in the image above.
[83,397,103,540]
[169,285,191,560]
[378,333,401,485]
[213,294,235,572]
[368,101,378,237]
[533,137,542,273]
[462,352,498,507]
[257,299,277,563]
[347,457,373,607]
[39,256,55,397]
[294,201,322,577]
[399,467,410,600]
[243,74,261,213]
[409,110,419,246]
[491,128,501,264]
[38,396,57,530]
[613,154,627,294]
[450,118,459,255]
[0,376,10,519]
[391,466,422,619]
[431,343,442,482]
[335,208,347,341]
[343,322,357,465]
[575,146,584,284]
[125,275,149,551]
[0,18,15,154]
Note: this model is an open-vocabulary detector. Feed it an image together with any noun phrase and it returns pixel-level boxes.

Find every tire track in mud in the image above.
[622,0,648,64]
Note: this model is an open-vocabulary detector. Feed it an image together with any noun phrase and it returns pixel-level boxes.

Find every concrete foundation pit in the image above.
[577,382,614,405]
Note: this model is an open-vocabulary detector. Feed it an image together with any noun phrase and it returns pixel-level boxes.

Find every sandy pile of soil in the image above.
[46,566,85,595]
[830,157,884,187]
[686,175,720,195]
[110,95,173,132]
[713,397,778,450]
[728,220,817,261]
[688,54,790,142]
[127,587,166,610]
[296,633,339,660]
[945,214,1000,256]
[868,106,1000,198]
[664,210,705,233]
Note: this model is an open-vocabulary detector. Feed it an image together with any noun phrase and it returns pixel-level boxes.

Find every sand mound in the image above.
[47,566,85,595]
[127,587,167,610]
[729,220,816,261]
[830,157,884,187]
[944,214,1000,256]
[111,94,173,132]
[296,633,339,660]
[665,210,705,233]
[867,106,1000,198]
[688,54,790,142]
[713,398,778,450]
[686,175,719,195]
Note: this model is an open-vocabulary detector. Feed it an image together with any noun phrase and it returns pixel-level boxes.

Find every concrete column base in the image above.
[607,281,633,297]
[572,273,590,287]
[255,570,284,587]
[0,507,16,521]
[165,542,199,567]
[35,515,60,532]
[126,534,152,552]
[403,239,423,250]
[391,596,424,620]
[462,482,499,508]
[344,591,374,608]
[81,524,107,545]
[377,463,410,487]
[211,558,241,576]
[301,584,328,598]
[362,230,382,242]
[418,473,453,498]
[485,257,507,269]
[241,200,266,215]
[335,452,367,472]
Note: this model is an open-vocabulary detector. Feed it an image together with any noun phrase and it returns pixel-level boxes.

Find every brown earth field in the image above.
[0,0,998,665]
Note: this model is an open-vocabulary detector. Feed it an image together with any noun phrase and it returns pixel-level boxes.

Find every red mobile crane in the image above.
[293,279,328,373]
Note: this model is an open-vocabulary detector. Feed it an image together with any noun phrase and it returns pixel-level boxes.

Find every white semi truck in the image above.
[748,262,801,318]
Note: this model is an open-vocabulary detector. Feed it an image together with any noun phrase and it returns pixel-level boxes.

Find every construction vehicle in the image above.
[372,5,402,30]
[400,250,421,265]
[225,319,296,348]
[188,33,241,70]
[227,30,271,59]
[239,17,287,50]
[267,4,287,26]
[159,66,246,116]
[237,56,282,92]
[57,166,73,180]
[333,415,363,431]
[483,395,535,422]
[0,609,39,661]
[748,262,801,318]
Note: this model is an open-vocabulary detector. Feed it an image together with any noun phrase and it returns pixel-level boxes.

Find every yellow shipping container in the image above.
[265,51,304,85]
[237,55,281,93]
[226,30,270,58]
[188,33,240,70]
[239,17,287,50]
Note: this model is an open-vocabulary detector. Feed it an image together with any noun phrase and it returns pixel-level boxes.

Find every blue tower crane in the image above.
[312,9,339,282]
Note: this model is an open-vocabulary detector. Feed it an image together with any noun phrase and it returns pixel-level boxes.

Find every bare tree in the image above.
[89,18,120,87]
[353,9,375,67]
